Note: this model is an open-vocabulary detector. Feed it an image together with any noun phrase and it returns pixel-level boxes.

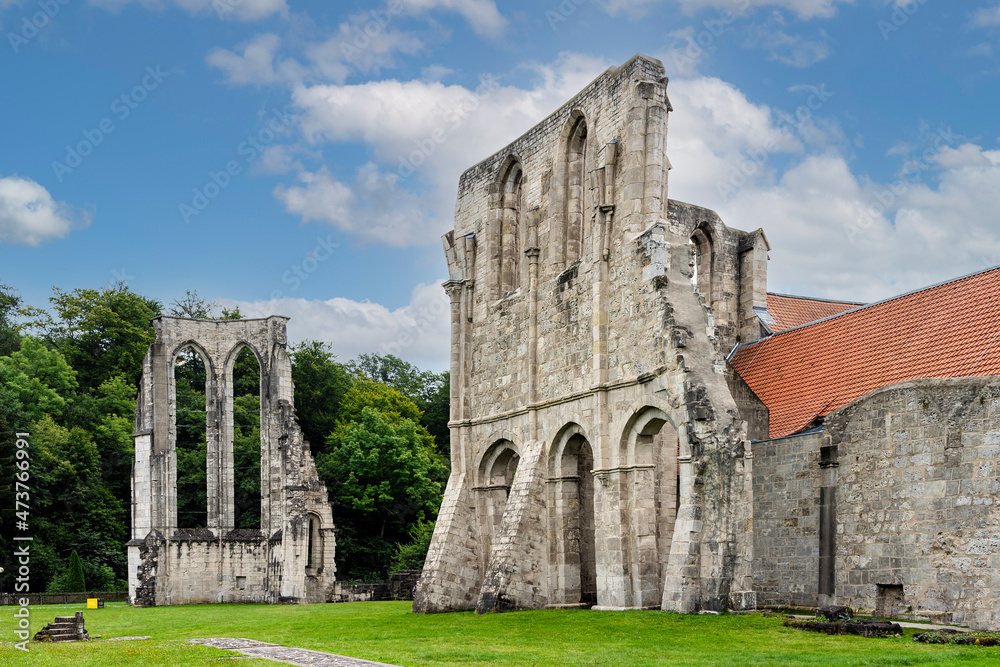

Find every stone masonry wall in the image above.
[416,55,761,616]
[129,316,336,606]
[751,376,1000,630]
[827,377,1000,629]
[752,432,823,608]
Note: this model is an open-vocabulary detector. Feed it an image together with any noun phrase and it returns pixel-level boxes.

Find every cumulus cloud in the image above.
[220,281,451,370]
[206,34,304,86]
[307,19,425,84]
[87,0,288,21]
[274,163,439,247]
[279,52,613,245]
[665,75,1000,302]
[598,0,853,21]
[0,175,90,246]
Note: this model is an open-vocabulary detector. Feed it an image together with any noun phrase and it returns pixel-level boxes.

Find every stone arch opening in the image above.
[549,425,597,607]
[499,160,523,296]
[690,224,714,300]
[228,344,262,529]
[616,407,680,608]
[565,114,588,265]
[172,343,211,530]
[476,440,521,568]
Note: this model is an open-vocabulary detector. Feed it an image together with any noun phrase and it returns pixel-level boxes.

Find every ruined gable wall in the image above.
[419,55,757,615]
[129,316,336,606]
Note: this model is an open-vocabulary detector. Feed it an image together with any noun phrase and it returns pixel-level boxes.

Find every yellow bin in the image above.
[87,598,98,609]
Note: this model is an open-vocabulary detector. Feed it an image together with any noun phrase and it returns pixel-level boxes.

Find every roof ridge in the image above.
[761,265,1000,340]
[767,292,866,306]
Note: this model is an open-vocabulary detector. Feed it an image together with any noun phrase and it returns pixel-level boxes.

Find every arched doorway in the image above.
[618,408,680,608]
[476,441,521,570]
[553,432,597,606]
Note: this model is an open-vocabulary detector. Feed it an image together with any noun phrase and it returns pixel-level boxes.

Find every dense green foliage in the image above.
[6,603,1000,667]
[0,282,450,592]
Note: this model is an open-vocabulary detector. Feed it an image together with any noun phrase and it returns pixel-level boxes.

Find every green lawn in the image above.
[1,601,997,666]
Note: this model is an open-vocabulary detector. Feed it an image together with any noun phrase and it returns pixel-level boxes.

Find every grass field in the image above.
[2,601,998,666]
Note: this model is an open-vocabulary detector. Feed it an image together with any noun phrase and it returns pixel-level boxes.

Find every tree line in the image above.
[0,282,450,593]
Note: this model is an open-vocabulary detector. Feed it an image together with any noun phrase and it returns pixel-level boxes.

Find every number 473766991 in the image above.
[15,433,30,527]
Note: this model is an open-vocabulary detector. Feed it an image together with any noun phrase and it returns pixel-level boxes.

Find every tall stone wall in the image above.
[128,316,336,606]
[751,376,1000,630]
[752,432,823,608]
[415,54,764,616]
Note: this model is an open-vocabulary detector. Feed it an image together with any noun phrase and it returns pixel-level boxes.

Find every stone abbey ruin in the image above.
[128,316,336,605]
[128,54,1000,631]
[412,54,1000,630]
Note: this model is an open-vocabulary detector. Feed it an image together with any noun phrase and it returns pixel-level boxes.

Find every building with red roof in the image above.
[730,265,1000,629]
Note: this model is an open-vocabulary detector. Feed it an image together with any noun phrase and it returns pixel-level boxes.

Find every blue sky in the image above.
[1,0,999,369]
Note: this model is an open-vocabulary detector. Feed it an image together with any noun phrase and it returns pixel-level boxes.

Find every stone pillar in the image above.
[818,445,839,606]
[642,94,667,228]
[738,231,770,344]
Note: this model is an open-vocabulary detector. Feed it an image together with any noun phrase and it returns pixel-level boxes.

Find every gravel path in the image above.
[187,638,403,666]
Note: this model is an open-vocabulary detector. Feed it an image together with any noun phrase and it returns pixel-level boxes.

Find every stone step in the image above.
[54,617,77,623]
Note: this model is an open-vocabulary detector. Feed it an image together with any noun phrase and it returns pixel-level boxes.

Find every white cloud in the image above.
[206,34,303,86]
[934,143,993,169]
[274,163,439,247]
[399,0,506,38]
[280,52,613,246]
[972,3,1000,27]
[0,175,90,246]
[221,281,452,370]
[87,0,288,21]
[307,20,425,84]
[665,75,1000,302]
[598,0,854,21]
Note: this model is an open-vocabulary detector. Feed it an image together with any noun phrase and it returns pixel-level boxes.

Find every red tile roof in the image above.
[732,267,1000,439]
[766,293,865,332]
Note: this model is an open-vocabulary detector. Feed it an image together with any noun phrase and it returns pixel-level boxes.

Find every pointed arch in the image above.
[171,342,213,530]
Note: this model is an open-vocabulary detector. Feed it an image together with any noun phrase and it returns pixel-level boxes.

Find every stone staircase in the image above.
[33,611,89,642]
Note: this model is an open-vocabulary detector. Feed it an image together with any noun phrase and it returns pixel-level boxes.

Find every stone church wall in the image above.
[415,54,765,616]
[752,376,1000,630]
